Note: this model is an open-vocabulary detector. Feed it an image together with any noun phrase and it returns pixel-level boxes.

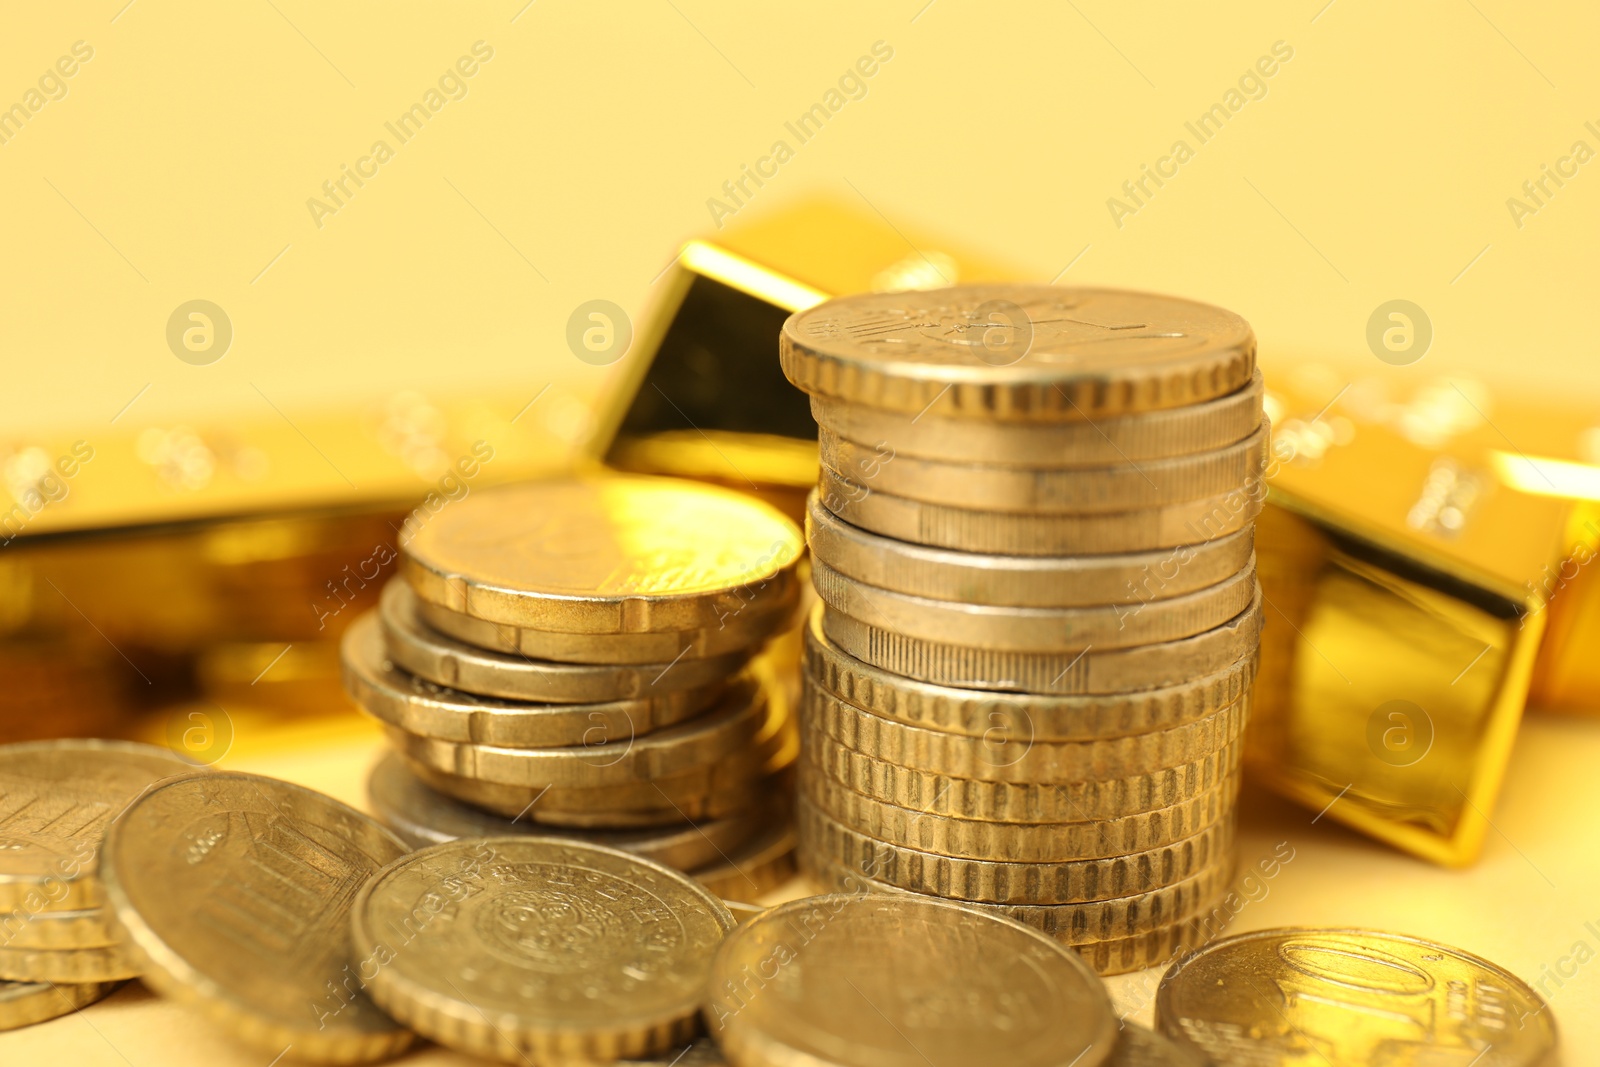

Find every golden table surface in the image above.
[4,708,1597,1065]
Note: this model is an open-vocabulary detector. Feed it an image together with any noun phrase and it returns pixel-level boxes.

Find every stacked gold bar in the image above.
[780,285,1267,974]
[338,474,805,900]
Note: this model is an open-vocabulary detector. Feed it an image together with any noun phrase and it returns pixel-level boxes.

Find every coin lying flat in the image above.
[822,591,1261,694]
[708,893,1118,1067]
[0,739,195,913]
[343,611,725,747]
[367,752,766,871]
[820,422,1268,513]
[351,837,735,1063]
[100,772,413,1064]
[806,492,1256,608]
[689,813,797,904]
[819,466,1263,555]
[812,556,1258,652]
[0,941,140,983]
[809,370,1263,467]
[401,475,803,633]
[1154,928,1560,1066]
[1,907,117,950]
[380,580,750,702]
[803,606,1257,741]
[0,977,122,1032]
[780,285,1256,421]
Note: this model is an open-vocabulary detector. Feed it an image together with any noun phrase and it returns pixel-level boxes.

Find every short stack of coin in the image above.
[779,285,1267,974]
[341,474,805,900]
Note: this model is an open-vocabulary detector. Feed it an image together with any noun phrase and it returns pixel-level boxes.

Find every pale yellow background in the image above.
[3,0,1599,1061]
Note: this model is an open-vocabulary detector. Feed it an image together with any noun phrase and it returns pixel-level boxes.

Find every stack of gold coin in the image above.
[779,285,1267,974]
[0,740,194,1002]
[341,474,806,901]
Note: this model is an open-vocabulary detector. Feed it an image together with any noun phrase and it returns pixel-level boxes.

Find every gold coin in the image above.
[805,729,1243,823]
[800,765,1236,862]
[379,579,753,702]
[819,466,1263,555]
[810,370,1264,467]
[0,907,117,950]
[343,611,725,746]
[620,1039,728,1066]
[1104,1024,1208,1067]
[690,811,797,903]
[806,685,1247,783]
[806,492,1256,608]
[796,796,1233,905]
[0,740,195,913]
[821,591,1261,694]
[100,772,413,1064]
[418,594,791,665]
[401,475,803,633]
[0,977,122,1032]
[351,837,735,1063]
[0,942,139,983]
[820,422,1268,514]
[1154,928,1560,1065]
[779,285,1256,421]
[388,674,768,787]
[803,605,1256,741]
[812,556,1258,652]
[708,893,1118,1067]
[366,752,769,870]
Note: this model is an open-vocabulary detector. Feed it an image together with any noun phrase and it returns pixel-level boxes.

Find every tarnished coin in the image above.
[419,595,791,666]
[805,730,1243,824]
[0,977,122,1032]
[1154,928,1560,1066]
[0,740,195,913]
[0,907,117,950]
[804,606,1257,741]
[801,766,1235,862]
[708,893,1118,1067]
[343,611,724,746]
[351,837,735,1063]
[402,475,803,633]
[100,772,413,1064]
[379,579,752,702]
[819,466,1263,555]
[690,814,797,904]
[780,285,1256,421]
[806,492,1256,608]
[367,752,767,871]
[797,797,1233,905]
[389,674,768,787]
[820,422,1268,513]
[811,371,1263,467]
[812,556,1257,652]
[822,591,1261,694]
[0,942,139,983]
[807,686,1247,783]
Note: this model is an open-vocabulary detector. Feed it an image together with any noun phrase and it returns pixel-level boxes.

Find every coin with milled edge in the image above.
[822,591,1261,694]
[803,607,1257,740]
[689,814,797,903]
[1154,928,1560,1066]
[812,556,1257,652]
[780,285,1256,421]
[0,907,117,950]
[379,580,751,702]
[351,837,735,1063]
[0,740,195,913]
[820,466,1263,555]
[402,475,803,633]
[806,493,1255,608]
[0,977,122,1031]
[100,772,413,1064]
[820,422,1268,514]
[708,893,1118,1067]
[0,941,139,983]
[810,370,1263,467]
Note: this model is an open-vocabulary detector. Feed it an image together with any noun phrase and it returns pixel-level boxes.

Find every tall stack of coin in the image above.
[780,285,1267,974]
[341,475,806,900]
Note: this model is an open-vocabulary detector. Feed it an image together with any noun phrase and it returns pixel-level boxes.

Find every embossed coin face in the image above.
[352,837,735,1063]
[402,475,803,633]
[1155,928,1560,1066]
[708,894,1117,1067]
[99,773,413,1064]
[0,740,194,911]
[781,286,1255,421]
